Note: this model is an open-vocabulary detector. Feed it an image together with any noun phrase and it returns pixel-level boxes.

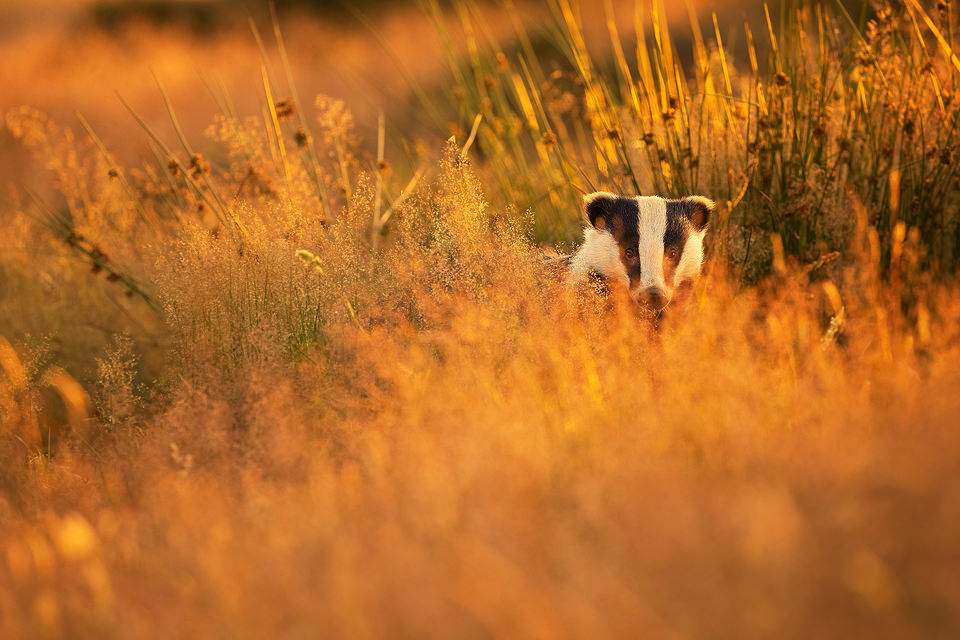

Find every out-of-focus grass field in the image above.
[3,0,960,637]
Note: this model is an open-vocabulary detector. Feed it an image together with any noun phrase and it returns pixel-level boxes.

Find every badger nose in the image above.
[640,287,669,310]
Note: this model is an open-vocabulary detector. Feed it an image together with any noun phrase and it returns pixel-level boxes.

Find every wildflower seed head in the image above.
[189,154,209,176]
[295,127,310,148]
[275,99,295,120]
[540,131,557,147]
[108,168,119,180]
[775,72,790,87]
[167,158,181,177]
[496,52,509,72]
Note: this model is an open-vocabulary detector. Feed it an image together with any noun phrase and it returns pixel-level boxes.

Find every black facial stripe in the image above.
[664,200,692,255]
[587,195,641,251]
[603,197,640,240]
[605,198,642,284]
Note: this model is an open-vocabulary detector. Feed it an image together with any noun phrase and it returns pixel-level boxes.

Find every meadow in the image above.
[2,0,960,637]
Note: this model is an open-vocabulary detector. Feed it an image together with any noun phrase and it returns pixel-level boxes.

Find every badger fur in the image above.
[562,192,715,310]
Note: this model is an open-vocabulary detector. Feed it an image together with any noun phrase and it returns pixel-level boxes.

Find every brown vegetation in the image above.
[2,0,960,637]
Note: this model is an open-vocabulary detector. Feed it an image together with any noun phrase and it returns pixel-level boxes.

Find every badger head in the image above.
[570,192,714,310]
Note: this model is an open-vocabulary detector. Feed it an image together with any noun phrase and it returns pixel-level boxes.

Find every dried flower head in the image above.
[295,249,323,273]
[189,154,210,177]
[275,99,295,120]
[295,127,310,148]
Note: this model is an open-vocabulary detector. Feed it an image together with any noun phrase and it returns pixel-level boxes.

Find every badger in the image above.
[550,192,715,310]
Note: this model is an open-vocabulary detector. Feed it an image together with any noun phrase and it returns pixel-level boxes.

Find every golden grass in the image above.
[2,1,960,637]
[3,140,960,636]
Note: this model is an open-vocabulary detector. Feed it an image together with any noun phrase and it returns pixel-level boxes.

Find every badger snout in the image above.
[638,286,669,311]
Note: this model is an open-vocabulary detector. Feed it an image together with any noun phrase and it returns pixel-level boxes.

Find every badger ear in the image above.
[684,196,715,231]
[583,191,617,230]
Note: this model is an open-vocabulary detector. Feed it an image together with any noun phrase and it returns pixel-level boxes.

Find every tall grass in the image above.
[3,140,960,636]
[419,0,960,279]
[2,1,960,637]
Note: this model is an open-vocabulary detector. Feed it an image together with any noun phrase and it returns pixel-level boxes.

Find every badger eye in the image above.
[666,247,680,261]
[625,247,638,258]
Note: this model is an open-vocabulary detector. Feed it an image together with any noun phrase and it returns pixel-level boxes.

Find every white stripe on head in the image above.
[569,227,630,288]
[635,196,667,290]
[673,230,705,288]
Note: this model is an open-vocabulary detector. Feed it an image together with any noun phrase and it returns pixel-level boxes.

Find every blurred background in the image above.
[0,0,747,193]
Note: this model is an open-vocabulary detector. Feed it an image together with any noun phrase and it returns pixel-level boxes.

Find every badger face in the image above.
[570,192,714,310]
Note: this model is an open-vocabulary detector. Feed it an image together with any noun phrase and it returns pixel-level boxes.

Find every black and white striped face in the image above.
[579,192,714,309]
